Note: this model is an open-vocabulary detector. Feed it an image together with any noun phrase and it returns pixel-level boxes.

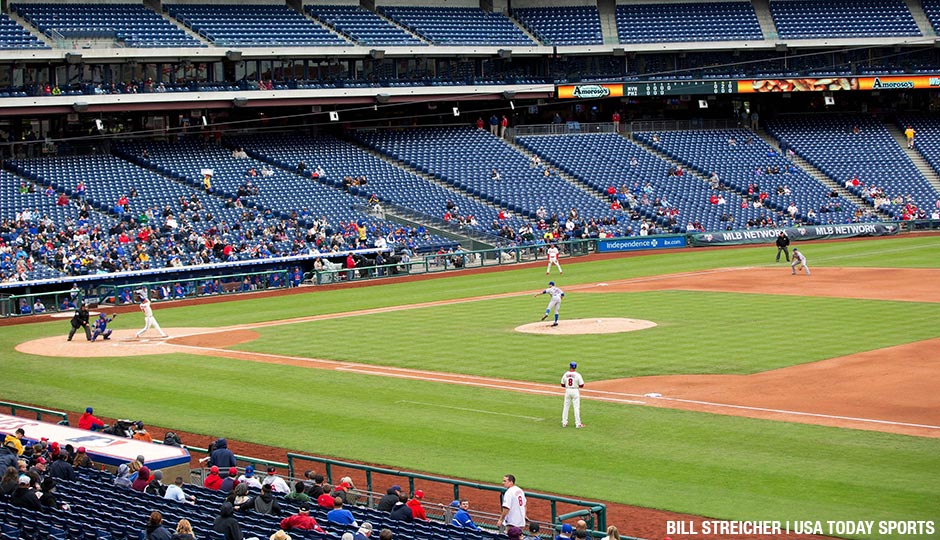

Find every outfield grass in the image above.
[2,235,939,539]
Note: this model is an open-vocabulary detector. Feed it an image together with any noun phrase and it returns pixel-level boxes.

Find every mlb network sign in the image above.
[597,235,687,253]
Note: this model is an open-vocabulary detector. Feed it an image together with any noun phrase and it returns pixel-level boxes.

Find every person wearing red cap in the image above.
[406,490,428,521]
[73,447,94,469]
[220,467,240,493]
[280,503,324,533]
[204,466,224,490]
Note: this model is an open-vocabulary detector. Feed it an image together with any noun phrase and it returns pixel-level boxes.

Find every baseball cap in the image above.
[228,467,238,476]
[357,523,373,535]
[548,281,555,286]
[85,407,93,413]
[792,248,799,251]
[507,527,523,539]
[299,503,310,511]
[570,362,577,369]
[210,466,219,474]
[35,457,46,465]
[414,489,424,499]
[267,466,277,474]
[76,447,86,453]
[18,475,30,485]
[562,524,574,534]
[244,465,254,477]
[390,484,401,492]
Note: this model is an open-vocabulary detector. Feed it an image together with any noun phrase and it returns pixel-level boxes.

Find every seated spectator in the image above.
[377,485,402,512]
[165,475,196,504]
[317,484,335,509]
[286,480,311,503]
[262,466,290,493]
[450,500,481,530]
[213,503,243,540]
[406,490,427,521]
[280,503,324,532]
[220,467,240,493]
[78,407,104,431]
[147,511,173,540]
[12,474,42,510]
[390,493,413,522]
[327,497,358,526]
[132,466,152,492]
[238,483,281,515]
[204,466,223,490]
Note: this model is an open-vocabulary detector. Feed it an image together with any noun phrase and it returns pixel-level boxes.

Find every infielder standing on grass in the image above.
[791,247,810,276]
[561,362,584,428]
[545,244,563,275]
[536,281,564,327]
[135,290,168,339]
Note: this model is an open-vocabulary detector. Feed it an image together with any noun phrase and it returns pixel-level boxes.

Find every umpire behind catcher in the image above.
[775,231,791,262]
[68,303,91,341]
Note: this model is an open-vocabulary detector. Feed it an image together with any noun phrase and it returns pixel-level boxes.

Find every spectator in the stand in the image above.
[204,466,223,490]
[219,467,239,493]
[601,526,621,540]
[390,493,413,522]
[78,407,105,431]
[327,496,359,526]
[377,485,402,512]
[146,469,167,497]
[286,481,311,503]
[317,484,335,509]
[146,511,173,540]
[1,467,18,496]
[209,439,236,468]
[280,502,325,532]
[238,465,262,490]
[354,523,373,540]
[240,483,281,515]
[3,429,24,456]
[379,530,392,540]
[406,490,428,521]
[11,474,42,511]
[213,502,244,540]
[262,466,290,494]
[46,451,74,481]
[133,466,152,492]
[39,477,68,511]
[304,473,326,498]
[175,520,196,540]
[165,476,196,504]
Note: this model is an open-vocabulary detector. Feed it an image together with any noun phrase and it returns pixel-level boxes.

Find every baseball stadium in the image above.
[0,2,939,540]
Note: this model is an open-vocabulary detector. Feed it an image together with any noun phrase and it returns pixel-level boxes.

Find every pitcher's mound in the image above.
[514,318,657,335]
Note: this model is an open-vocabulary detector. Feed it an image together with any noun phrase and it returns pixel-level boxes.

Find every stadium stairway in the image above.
[8,9,53,47]
[629,131,789,225]
[904,0,937,37]
[336,136,505,248]
[156,7,211,47]
[754,127,890,219]
[751,0,780,40]
[596,0,619,44]
[504,138,618,209]
[885,121,940,191]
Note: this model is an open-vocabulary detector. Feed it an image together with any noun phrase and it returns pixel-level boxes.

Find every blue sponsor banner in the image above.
[597,235,687,253]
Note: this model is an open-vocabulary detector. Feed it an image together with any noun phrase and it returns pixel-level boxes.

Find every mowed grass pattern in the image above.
[233,291,940,380]
[2,236,940,539]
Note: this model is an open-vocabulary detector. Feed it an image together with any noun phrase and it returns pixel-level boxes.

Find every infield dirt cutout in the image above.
[17,267,940,438]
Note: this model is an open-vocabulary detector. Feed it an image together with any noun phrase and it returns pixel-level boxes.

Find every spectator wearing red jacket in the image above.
[78,407,105,431]
[406,490,428,521]
[204,466,223,490]
[280,503,324,532]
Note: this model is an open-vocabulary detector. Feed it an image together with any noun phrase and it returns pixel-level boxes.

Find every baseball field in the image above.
[4,235,940,540]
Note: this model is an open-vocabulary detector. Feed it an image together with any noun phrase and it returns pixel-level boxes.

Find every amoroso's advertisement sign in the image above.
[557,84,624,99]
[690,223,899,246]
[598,235,687,252]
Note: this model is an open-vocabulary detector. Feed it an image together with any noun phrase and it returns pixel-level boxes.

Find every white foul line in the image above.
[397,400,545,421]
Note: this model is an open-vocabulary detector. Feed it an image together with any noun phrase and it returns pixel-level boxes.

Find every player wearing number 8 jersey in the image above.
[561,362,584,428]
[497,475,526,530]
